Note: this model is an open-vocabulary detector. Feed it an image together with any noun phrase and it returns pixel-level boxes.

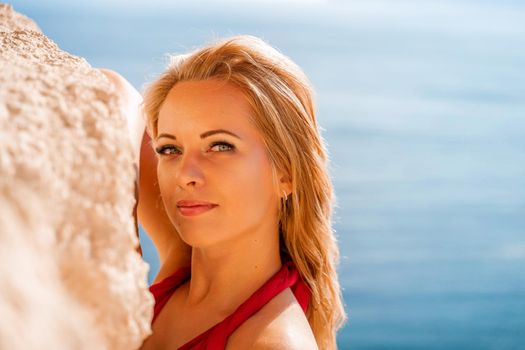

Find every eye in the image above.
[155,145,181,156]
[209,141,235,152]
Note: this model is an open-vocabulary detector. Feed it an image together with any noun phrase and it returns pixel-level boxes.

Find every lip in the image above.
[176,200,218,217]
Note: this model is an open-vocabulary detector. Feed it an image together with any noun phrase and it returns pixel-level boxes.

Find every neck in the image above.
[183,226,282,317]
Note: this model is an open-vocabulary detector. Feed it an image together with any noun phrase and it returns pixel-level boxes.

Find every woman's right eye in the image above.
[155,145,181,156]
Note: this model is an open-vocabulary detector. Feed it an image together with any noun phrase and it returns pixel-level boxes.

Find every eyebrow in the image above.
[156,129,242,141]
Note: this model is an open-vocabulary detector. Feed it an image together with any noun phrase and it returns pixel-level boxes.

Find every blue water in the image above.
[11,1,525,348]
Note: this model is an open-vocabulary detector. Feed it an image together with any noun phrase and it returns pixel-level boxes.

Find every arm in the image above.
[137,131,192,267]
[98,68,143,256]
[98,68,143,166]
[98,68,191,267]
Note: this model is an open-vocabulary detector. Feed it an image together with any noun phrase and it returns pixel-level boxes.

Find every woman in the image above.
[104,35,346,349]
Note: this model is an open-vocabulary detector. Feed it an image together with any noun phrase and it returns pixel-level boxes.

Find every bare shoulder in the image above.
[227,288,318,350]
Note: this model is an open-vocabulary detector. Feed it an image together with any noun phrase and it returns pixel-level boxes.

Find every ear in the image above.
[278,171,292,198]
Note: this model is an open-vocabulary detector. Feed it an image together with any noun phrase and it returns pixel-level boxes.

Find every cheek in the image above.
[156,163,177,211]
[157,163,169,194]
[223,150,276,211]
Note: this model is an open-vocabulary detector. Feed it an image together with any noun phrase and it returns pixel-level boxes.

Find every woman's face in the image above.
[154,79,282,249]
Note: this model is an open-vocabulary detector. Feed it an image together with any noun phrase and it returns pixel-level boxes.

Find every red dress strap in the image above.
[149,265,191,325]
[148,259,311,350]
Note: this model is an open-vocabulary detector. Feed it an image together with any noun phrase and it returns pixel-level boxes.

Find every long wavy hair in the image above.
[142,35,347,349]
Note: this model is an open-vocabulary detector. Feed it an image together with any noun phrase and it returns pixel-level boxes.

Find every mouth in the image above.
[176,201,218,217]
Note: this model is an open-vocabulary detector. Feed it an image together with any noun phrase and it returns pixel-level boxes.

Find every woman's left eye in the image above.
[209,141,235,152]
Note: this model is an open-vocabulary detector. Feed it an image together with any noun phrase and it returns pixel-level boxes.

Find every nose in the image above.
[175,150,205,189]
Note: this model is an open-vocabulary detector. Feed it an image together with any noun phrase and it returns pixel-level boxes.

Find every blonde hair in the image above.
[142,35,347,349]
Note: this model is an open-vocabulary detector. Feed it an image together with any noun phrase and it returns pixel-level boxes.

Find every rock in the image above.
[0,3,153,350]
[0,3,41,32]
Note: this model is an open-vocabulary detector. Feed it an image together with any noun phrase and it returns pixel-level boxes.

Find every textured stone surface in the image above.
[0,3,40,32]
[0,3,153,349]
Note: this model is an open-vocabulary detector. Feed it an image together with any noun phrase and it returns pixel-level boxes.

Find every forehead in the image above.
[157,80,256,136]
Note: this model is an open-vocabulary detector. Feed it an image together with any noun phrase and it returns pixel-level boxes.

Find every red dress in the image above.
[148,258,312,349]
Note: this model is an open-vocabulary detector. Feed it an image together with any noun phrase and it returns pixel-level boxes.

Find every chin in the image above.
[178,228,218,248]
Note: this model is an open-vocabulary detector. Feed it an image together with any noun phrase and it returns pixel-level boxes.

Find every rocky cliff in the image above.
[0,4,153,349]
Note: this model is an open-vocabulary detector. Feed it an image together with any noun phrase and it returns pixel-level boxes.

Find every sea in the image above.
[10,0,525,348]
